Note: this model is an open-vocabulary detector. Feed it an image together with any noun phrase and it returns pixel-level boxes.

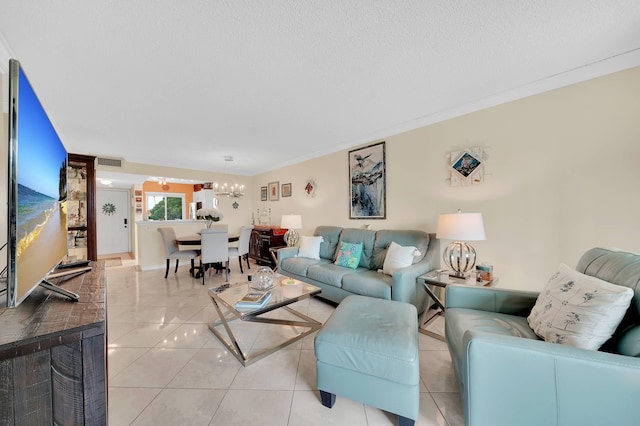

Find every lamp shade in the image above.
[281,214,302,229]
[436,212,485,241]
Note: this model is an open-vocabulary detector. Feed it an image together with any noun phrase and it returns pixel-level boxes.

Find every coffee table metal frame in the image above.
[207,279,321,366]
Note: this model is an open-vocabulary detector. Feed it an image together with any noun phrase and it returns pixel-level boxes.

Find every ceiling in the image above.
[1,1,640,183]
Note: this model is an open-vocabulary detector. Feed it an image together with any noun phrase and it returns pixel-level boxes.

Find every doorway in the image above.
[97,189,131,256]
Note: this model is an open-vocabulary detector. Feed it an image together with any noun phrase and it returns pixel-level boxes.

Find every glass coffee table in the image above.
[207,276,322,366]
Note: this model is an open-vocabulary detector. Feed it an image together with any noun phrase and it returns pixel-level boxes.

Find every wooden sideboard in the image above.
[0,262,107,425]
[249,226,287,268]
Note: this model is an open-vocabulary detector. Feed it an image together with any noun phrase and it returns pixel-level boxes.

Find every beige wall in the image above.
[253,67,640,291]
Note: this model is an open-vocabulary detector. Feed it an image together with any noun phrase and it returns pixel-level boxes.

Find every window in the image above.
[146,193,185,220]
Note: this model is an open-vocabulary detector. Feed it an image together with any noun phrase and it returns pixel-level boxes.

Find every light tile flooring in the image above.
[105,257,463,426]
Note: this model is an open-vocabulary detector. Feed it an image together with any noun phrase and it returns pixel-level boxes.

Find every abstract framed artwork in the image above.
[260,186,268,201]
[281,183,292,197]
[349,141,386,219]
[268,181,279,201]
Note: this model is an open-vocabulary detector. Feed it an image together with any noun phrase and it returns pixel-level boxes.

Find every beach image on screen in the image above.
[13,66,68,303]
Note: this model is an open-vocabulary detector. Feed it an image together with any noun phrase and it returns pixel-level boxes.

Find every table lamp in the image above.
[281,214,302,247]
[436,210,485,278]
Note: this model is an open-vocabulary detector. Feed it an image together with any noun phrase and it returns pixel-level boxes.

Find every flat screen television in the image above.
[6,58,76,307]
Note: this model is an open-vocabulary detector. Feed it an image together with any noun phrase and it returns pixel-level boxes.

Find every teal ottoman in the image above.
[314,295,420,426]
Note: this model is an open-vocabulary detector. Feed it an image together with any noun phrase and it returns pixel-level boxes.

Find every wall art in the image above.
[349,141,386,219]
[281,183,292,197]
[268,181,279,201]
[304,179,317,197]
[260,186,268,201]
[448,146,485,186]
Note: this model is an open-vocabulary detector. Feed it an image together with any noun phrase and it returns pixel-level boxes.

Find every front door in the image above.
[97,189,130,255]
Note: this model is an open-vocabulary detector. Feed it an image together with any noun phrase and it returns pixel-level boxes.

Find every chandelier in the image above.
[213,156,245,198]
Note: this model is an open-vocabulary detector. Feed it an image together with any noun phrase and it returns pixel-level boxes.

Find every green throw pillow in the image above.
[334,241,363,269]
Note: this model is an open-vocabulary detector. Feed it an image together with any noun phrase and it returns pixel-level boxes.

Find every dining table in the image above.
[175,234,240,278]
[175,234,239,247]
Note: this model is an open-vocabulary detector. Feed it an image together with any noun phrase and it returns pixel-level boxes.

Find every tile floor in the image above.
[105,256,463,426]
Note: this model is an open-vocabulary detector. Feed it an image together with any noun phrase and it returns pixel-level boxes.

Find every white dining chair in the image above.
[200,225,230,283]
[157,227,199,278]
[229,225,253,274]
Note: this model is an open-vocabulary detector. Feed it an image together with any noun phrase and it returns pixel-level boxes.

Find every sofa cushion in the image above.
[297,235,323,259]
[342,269,392,299]
[339,228,376,268]
[371,230,430,270]
[527,263,633,351]
[335,241,363,269]
[281,257,330,277]
[575,248,640,355]
[314,226,343,260]
[447,308,540,373]
[382,241,420,276]
[307,263,357,288]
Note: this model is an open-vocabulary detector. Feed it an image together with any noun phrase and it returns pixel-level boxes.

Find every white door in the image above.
[97,189,130,255]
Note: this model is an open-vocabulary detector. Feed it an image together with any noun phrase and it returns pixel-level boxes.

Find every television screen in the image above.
[6,59,69,307]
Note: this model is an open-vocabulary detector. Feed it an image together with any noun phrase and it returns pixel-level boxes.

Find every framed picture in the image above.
[260,186,268,201]
[349,141,386,219]
[304,179,317,197]
[134,190,142,196]
[281,183,292,197]
[448,147,484,186]
[268,181,279,201]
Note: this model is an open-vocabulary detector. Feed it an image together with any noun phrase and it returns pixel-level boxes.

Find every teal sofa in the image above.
[445,247,640,426]
[278,226,438,313]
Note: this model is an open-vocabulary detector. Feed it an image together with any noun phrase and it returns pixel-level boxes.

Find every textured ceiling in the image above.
[1,1,640,179]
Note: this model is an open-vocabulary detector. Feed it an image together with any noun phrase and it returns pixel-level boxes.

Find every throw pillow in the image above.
[382,241,421,275]
[527,263,633,351]
[334,241,363,269]
[296,236,324,259]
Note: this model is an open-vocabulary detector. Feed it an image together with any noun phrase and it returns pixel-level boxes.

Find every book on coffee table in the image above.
[235,291,272,310]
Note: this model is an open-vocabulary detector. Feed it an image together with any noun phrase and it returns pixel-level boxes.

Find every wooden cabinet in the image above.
[0,262,107,424]
[249,226,286,268]
[67,154,97,261]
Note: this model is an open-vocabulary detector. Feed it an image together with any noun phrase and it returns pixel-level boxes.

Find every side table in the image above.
[418,270,496,341]
[269,246,287,272]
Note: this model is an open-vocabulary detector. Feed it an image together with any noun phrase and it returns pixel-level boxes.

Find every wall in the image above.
[253,67,640,291]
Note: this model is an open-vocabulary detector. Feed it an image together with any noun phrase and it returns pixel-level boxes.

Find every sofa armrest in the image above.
[391,258,435,307]
[277,247,299,263]
[445,285,539,317]
[463,332,640,426]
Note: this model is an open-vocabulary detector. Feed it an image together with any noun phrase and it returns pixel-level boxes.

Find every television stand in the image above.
[41,266,92,301]
[40,280,79,302]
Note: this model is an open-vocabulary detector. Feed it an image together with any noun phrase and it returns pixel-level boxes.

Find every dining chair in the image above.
[157,227,199,278]
[200,225,230,283]
[228,225,253,274]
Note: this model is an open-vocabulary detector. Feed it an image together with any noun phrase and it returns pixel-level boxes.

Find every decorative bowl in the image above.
[251,266,275,290]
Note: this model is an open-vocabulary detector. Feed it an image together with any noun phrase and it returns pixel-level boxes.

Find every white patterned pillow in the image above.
[527,263,633,351]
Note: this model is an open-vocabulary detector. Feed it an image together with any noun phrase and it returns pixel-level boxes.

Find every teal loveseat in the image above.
[278,226,438,313]
[445,247,640,426]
